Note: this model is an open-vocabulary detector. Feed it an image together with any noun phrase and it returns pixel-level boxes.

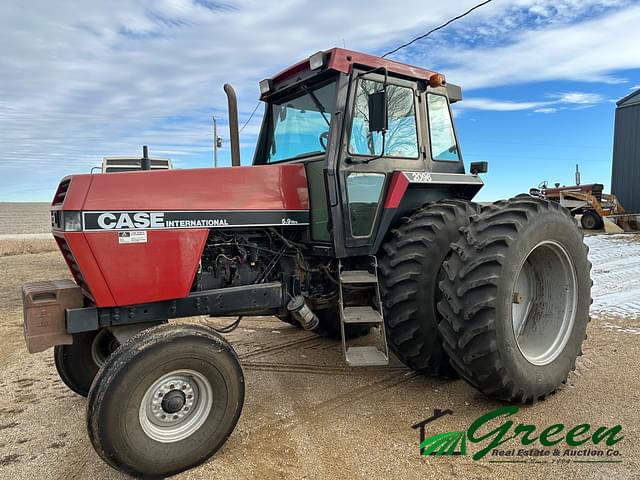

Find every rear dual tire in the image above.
[438,196,591,402]
[379,199,480,376]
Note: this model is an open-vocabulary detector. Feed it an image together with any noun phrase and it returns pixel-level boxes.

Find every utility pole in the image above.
[212,115,218,168]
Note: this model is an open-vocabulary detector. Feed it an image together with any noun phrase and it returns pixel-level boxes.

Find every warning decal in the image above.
[118,231,148,244]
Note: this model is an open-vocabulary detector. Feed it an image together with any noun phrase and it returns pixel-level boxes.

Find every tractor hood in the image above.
[50,164,309,308]
[52,164,309,220]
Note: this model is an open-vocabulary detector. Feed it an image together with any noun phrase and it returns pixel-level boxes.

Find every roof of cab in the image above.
[267,48,441,90]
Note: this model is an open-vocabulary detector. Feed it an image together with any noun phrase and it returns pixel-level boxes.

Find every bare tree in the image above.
[351,80,417,157]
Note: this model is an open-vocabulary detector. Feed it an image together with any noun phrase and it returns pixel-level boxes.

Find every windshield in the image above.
[265,81,337,163]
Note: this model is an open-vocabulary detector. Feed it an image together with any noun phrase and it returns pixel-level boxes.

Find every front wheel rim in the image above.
[511,240,578,366]
[90,330,119,368]
[139,369,213,443]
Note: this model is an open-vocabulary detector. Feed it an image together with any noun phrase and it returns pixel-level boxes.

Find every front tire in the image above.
[581,210,603,230]
[54,329,120,396]
[87,323,244,478]
[438,196,591,403]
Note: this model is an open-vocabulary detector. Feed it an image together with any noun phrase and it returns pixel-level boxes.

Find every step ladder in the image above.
[338,256,389,366]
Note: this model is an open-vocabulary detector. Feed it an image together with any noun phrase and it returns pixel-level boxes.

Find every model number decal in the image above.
[403,171,485,186]
[406,172,432,183]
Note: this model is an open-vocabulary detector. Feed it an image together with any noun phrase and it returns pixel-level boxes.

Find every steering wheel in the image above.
[319,131,329,151]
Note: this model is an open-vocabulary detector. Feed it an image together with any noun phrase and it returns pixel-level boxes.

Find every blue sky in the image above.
[1,0,639,202]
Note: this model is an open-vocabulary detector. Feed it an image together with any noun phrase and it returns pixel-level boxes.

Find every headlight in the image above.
[63,211,82,231]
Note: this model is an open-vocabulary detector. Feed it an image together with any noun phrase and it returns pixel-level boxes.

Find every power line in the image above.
[381,0,493,58]
[239,101,261,133]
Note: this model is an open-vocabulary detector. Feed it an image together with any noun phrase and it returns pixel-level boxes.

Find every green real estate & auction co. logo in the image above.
[412,406,623,463]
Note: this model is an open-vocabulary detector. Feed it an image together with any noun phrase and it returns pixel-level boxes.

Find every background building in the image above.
[612,89,640,213]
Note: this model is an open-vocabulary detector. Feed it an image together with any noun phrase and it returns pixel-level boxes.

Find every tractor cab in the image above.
[251,48,482,257]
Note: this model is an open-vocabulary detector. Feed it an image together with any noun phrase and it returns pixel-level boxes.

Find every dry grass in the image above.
[0,238,57,257]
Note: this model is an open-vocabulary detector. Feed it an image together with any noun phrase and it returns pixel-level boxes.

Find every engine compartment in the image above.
[192,228,339,309]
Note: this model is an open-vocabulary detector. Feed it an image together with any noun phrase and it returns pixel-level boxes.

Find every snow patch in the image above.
[586,234,640,320]
[602,322,640,335]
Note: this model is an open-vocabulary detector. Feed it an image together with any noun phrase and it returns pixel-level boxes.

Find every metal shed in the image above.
[612,89,640,213]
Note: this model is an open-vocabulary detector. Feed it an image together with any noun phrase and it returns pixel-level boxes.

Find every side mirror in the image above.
[470,161,488,174]
[368,90,387,132]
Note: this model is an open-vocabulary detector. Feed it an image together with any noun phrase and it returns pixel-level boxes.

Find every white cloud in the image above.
[630,84,640,90]
[0,0,506,181]
[0,0,639,199]
[459,98,554,111]
[432,4,640,89]
[534,107,559,114]
[461,90,604,112]
[552,92,603,104]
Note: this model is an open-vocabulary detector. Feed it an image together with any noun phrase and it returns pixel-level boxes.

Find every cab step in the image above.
[338,256,388,367]
[343,306,382,324]
[340,270,378,284]
[345,346,388,366]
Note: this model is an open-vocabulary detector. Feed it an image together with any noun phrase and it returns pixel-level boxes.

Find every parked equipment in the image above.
[99,146,172,173]
[530,165,637,231]
[24,48,592,478]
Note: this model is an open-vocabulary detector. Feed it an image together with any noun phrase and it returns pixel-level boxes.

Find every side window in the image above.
[346,173,385,237]
[349,80,418,158]
[427,94,459,161]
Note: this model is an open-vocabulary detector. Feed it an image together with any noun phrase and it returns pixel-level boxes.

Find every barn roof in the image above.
[617,88,640,107]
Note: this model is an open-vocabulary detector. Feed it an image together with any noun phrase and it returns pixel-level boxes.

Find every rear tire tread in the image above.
[379,199,480,376]
[437,196,592,403]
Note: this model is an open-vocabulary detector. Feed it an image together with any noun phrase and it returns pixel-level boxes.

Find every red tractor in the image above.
[23,48,591,478]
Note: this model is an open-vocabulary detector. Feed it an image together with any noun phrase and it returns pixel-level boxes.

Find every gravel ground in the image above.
[0,237,639,479]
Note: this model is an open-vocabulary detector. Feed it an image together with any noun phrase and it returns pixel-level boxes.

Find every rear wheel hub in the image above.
[512,240,578,366]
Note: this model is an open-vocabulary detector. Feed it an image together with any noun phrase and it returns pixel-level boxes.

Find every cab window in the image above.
[427,94,459,162]
[349,80,418,158]
[266,81,337,163]
[346,172,385,237]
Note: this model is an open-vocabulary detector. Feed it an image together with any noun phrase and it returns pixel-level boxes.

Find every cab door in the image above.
[332,72,427,256]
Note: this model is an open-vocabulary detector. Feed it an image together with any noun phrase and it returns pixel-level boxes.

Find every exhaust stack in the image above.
[223,84,241,167]
[141,145,150,170]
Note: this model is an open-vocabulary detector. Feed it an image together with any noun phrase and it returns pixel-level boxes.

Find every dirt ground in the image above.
[1,239,639,480]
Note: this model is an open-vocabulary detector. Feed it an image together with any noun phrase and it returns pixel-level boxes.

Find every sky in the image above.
[1,0,640,202]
